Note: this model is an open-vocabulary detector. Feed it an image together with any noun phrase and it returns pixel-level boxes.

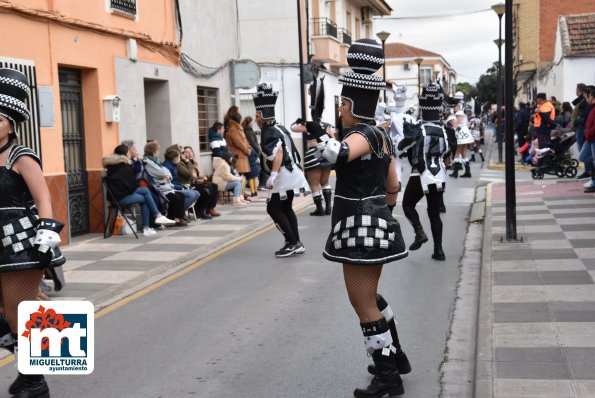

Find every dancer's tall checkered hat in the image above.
[339,38,385,120]
[0,68,30,135]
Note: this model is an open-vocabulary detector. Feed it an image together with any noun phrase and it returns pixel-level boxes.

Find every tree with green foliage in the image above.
[475,63,500,107]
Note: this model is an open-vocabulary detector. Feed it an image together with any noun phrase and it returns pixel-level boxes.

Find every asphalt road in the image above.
[0,163,482,398]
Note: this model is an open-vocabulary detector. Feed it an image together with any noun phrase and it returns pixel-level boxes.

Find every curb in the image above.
[488,160,533,171]
[89,196,314,312]
[473,182,494,398]
[439,183,488,398]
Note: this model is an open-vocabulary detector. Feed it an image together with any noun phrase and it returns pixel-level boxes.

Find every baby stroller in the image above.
[531,131,579,179]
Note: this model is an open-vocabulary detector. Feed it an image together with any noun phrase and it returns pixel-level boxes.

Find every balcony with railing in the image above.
[339,28,352,45]
[311,18,341,64]
[337,28,352,67]
[312,18,338,38]
[110,0,137,17]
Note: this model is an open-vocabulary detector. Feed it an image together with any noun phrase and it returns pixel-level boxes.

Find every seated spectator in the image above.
[103,144,175,236]
[163,148,200,216]
[122,140,170,228]
[143,141,189,226]
[179,146,220,219]
[212,151,248,206]
[208,121,227,158]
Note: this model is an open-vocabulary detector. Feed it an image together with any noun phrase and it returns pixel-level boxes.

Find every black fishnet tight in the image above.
[0,269,44,333]
[343,264,384,323]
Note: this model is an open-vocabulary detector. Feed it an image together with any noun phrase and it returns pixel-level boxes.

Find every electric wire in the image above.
[374,8,491,20]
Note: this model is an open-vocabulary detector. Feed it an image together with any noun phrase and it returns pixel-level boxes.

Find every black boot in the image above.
[460,161,471,178]
[479,150,485,162]
[449,162,460,178]
[310,195,325,216]
[408,225,428,251]
[322,188,332,215]
[368,295,411,376]
[199,208,212,220]
[355,348,404,398]
[432,245,446,261]
[470,153,476,162]
[12,374,50,398]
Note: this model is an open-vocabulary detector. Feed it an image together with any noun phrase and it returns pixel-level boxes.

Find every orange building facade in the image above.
[0,0,178,243]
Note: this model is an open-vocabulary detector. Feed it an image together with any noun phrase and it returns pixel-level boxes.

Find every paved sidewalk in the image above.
[476,179,595,398]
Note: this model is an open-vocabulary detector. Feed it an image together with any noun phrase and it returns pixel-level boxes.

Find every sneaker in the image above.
[143,227,157,236]
[585,184,595,193]
[294,242,306,254]
[155,215,176,226]
[584,180,593,188]
[275,243,300,257]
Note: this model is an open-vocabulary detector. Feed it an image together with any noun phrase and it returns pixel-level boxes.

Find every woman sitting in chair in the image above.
[212,150,248,206]
[179,146,220,219]
[103,144,175,236]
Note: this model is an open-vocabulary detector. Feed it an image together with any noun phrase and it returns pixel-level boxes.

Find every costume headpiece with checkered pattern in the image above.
[418,83,445,122]
[252,83,278,120]
[0,68,30,137]
[339,38,386,120]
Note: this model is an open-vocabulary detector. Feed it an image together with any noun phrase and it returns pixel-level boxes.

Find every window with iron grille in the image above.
[197,87,219,152]
[0,58,41,160]
[110,0,137,17]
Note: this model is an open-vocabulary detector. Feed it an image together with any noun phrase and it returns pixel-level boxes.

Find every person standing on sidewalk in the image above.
[514,101,530,153]
[573,85,593,180]
[253,83,310,257]
[533,93,556,149]
[321,39,410,398]
[0,68,66,398]
[582,87,595,193]
[241,116,263,197]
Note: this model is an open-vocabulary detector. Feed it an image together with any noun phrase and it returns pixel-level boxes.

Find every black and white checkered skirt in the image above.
[323,195,407,265]
[0,209,65,272]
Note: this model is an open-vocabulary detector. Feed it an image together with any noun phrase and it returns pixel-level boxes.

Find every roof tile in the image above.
[560,13,595,57]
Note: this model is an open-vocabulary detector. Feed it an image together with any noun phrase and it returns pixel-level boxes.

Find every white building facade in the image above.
[116,0,238,174]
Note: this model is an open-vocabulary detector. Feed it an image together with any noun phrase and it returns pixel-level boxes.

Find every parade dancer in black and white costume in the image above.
[321,39,410,398]
[254,83,310,257]
[449,92,474,178]
[400,83,455,261]
[0,68,66,398]
[468,112,484,162]
[291,75,335,216]
[388,87,415,192]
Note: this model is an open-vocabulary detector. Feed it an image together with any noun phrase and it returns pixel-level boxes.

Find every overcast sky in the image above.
[374,0,506,84]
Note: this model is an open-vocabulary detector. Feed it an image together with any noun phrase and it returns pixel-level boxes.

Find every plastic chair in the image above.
[102,176,139,239]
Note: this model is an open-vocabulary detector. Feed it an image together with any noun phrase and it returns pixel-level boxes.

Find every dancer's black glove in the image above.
[33,218,64,267]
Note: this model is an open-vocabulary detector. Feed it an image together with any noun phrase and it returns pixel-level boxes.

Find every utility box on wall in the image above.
[103,95,121,123]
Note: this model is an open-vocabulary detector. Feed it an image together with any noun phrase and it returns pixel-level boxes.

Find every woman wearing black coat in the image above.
[103,144,175,235]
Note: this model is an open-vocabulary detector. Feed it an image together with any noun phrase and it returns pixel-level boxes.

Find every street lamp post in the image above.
[414,57,423,96]
[504,0,517,240]
[376,30,391,103]
[492,2,505,163]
